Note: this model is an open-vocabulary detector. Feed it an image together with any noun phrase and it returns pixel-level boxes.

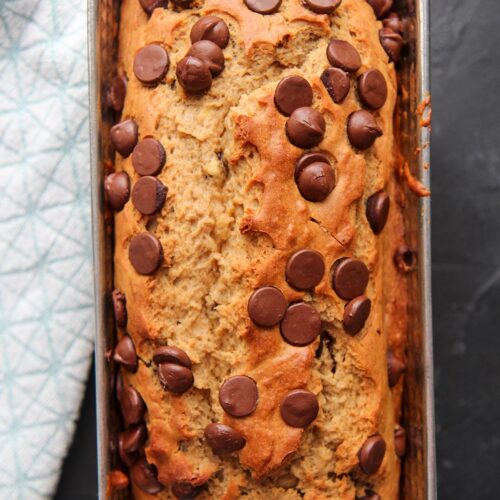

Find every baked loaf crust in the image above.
[107,0,409,498]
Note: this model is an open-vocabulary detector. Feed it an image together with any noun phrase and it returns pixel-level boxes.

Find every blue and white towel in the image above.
[0,0,94,498]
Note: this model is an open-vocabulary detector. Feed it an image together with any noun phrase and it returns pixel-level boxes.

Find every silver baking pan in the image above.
[88,0,435,498]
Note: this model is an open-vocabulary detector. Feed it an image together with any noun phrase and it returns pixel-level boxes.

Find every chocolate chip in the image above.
[113,334,138,372]
[295,159,335,202]
[343,296,371,335]
[104,172,130,211]
[176,56,213,93]
[280,302,321,346]
[139,0,167,16]
[383,12,404,33]
[280,389,319,428]
[119,384,146,426]
[157,363,194,394]
[379,27,403,62]
[133,44,170,86]
[190,16,230,49]
[130,458,164,494]
[303,0,341,14]
[366,0,392,18]
[187,40,225,76]
[118,423,147,466]
[115,371,124,400]
[204,423,246,454]
[171,0,193,6]
[129,232,163,275]
[244,0,281,14]
[358,434,386,474]
[286,249,325,290]
[171,482,203,499]
[132,138,166,176]
[356,491,381,500]
[326,39,361,73]
[395,426,407,457]
[219,375,258,417]
[247,286,287,328]
[394,244,416,272]
[387,351,406,387]
[286,107,326,149]
[110,119,138,157]
[132,176,167,215]
[105,75,127,112]
[331,258,369,300]
[347,110,383,150]
[112,289,127,327]
[358,69,388,110]
[153,346,192,369]
[320,67,350,104]
[274,76,313,116]
[366,190,390,234]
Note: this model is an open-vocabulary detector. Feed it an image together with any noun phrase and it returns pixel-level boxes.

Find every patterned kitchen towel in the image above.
[0,0,94,498]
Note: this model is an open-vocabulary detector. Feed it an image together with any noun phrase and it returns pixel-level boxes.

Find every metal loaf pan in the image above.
[88,0,435,497]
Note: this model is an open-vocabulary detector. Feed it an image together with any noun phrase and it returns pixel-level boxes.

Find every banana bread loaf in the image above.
[105,0,409,498]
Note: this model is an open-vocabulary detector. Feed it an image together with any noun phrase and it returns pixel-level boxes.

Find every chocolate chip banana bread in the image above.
[104,0,409,498]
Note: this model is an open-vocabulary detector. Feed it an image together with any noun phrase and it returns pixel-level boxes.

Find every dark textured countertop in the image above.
[55,1,500,498]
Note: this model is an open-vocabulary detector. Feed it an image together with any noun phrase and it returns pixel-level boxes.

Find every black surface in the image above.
[55,2,500,498]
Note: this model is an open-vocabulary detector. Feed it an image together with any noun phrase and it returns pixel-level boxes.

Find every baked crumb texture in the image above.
[108,0,409,498]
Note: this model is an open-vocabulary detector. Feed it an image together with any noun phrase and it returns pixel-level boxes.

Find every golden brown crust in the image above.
[112,0,409,498]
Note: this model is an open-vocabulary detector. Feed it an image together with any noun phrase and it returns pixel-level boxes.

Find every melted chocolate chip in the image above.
[280,389,319,428]
[153,346,192,368]
[113,334,138,372]
[171,0,194,6]
[132,138,166,176]
[187,40,225,76]
[104,172,130,211]
[171,482,203,499]
[343,296,371,335]
[247,286,287,328]
[358,69,388,110]
[366,0,392,18]
[303,0,341,14]
[320,67,350,104]
[157,363,194,394]
[105,75,127,112]
[331,258,369,300]
[280,302,322,346]
[118,423,147,466]
[395,426,407,457]
[244,0,281,14]
[139,0,167,16]
[387,351,406,387]
[379,27,403,62]
[129,232,163,275]
[110,119,138,157]
[295,160,335,202]
[119,384,146,426]
[286,250,324,291]
[326,39,361,73]
[176,56,213,93]
[366,190,390,234]
[358,434,386,474]
[347,110,383,150]
[133,44,170,86]
[130,458,164,494]
[112,289,127,327]
[219,375,258,417]
[190,16,230,48]
[204,423,246,454]
[394,244,416,272]
[286,107,326,149]
[274,76,313,116]
[132,176,167,215]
